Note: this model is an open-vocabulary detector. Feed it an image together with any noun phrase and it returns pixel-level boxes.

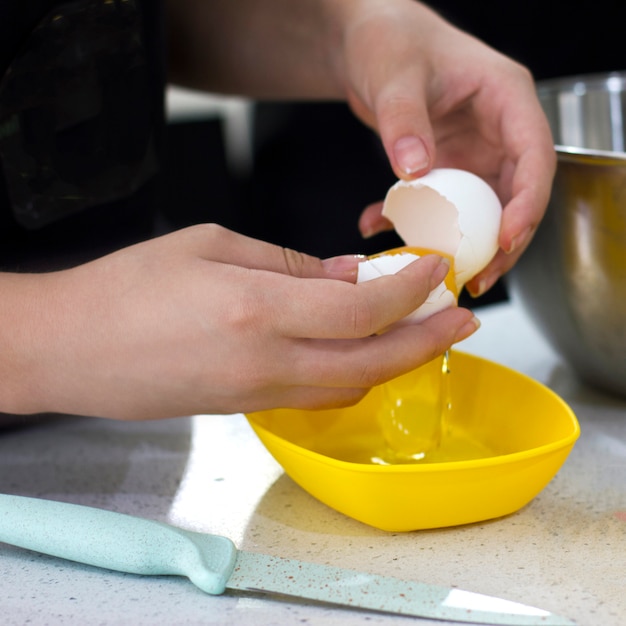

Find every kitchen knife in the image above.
[0,494,575,625]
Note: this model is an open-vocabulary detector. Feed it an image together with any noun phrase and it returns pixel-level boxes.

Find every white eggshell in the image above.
[382,168,502,291]
[356,253,456,326]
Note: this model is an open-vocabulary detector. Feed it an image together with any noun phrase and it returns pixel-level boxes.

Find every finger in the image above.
[174,223,360,281]
[466,182,549,297]
[281,305,479,389]
[468,124,556,295]
[498,152,556,257]
[344,15,436,180]
[244,385,370,412]
[464,247,508,297]
[497,74,556,236]
[358,201,395,239]
[374,71,436,180]
[268,254,450,339]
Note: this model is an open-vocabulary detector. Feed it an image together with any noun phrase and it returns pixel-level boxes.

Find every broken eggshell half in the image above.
[357,168,502,326]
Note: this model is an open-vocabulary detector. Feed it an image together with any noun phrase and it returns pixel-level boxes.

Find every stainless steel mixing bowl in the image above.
[509,72,626,397]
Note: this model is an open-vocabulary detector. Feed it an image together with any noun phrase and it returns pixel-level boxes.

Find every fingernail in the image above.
[467,274,497,298]
[454,315,481,342]
[466,278,486,298]
[393,136,430,175]
[506,226,533,254]
[322,254,366,278]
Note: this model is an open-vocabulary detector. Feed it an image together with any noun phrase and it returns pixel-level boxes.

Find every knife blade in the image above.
[0,494,575,625]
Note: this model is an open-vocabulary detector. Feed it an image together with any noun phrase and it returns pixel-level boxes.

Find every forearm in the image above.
[165,0,359,98]
[0,273,60,416]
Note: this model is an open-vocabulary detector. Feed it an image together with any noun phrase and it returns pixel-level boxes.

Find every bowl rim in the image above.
[537,69,626,94]
[247,352,581,474]
[538,70,626,160]
[554,146,626,162]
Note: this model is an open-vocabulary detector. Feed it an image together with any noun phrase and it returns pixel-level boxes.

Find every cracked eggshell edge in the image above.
[382,169,502,291]
[356,253,456,327]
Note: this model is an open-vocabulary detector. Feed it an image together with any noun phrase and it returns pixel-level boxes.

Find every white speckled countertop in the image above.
[1,299,624,626]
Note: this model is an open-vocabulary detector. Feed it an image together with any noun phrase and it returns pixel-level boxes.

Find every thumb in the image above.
[374,78,436,180]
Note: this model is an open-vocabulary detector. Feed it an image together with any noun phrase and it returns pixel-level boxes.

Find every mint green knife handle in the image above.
[0,494,237,594]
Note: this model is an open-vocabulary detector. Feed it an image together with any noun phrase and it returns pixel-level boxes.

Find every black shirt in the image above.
[0,0,165,271]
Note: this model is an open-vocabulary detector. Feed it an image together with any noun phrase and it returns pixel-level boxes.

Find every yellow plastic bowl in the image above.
[247,351,580,531]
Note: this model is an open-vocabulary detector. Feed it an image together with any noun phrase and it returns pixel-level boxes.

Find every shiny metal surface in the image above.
[510,72,626,397]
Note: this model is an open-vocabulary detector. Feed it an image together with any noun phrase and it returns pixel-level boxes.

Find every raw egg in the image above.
[357,168,502,322]
[357,168,503,463]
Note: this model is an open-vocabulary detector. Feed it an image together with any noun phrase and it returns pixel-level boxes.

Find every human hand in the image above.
[0,225,478,420]
[334,1,556,296]
[166,0,554,295]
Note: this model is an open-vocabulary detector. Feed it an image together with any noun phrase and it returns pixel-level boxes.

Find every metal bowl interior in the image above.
[509,72,626,397]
